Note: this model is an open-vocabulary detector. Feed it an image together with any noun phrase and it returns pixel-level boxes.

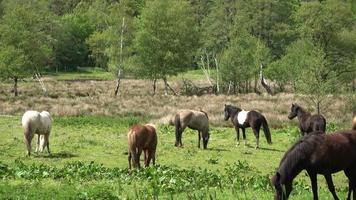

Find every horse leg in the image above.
[24,131,34,156]
[136,148,142,168]
[252,127,260,149]
[324,173,339,200]
[198,131,201,148]
[128,152,132,170]
[45,134,51,155]
[308,171,319,200]
[234,127,240,146]
[145,150,155,167]
[345,170,356,200]
[179,127,185,147]
[35,134,40,153]
[242,128,247,147]
[144,149,149,167]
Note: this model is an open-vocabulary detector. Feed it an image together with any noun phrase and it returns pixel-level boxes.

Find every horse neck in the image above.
[297,108,310,122]
[229,108,239,122]
[279,153,304,185]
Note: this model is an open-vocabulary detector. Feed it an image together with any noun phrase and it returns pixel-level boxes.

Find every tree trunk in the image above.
[227,81,232,95]
[214,57,220,94]
[317,101,321,115]
[152,79,157,96]
[259,64,274,95]
[114,69,122,96]
[35,73,48,96]
[13,77,18,96]
[163,77,177,96]
[114,17,125,96]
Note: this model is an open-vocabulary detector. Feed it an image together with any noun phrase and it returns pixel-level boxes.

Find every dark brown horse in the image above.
[173,110,209,149]
[224,104,272,149]
[288,103,326,136]
[271,130,356,200]
[127,124,157,169]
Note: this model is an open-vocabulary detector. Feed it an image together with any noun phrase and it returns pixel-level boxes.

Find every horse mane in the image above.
[293,103,308,114]
[278,134,321,181]
[226,105,242,112]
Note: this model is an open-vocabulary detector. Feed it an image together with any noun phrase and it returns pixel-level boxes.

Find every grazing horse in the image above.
[173,110,209,149]
[271,130,356,200]
[224,104,271,149]
[22,110,52,156]
[127,124,157,169]
[288,103,326,135]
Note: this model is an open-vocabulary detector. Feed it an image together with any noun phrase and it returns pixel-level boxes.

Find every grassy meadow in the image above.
[0,71,354,199]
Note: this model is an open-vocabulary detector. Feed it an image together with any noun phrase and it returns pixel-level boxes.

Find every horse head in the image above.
[288,103,300,120]
[271,172,290,200]
[203,132,209,149]
[224,104,241,121]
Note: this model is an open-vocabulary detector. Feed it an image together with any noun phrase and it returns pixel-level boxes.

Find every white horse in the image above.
[22,110,52,156]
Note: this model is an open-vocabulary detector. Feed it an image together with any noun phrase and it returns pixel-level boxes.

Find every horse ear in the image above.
[292,103,295,106]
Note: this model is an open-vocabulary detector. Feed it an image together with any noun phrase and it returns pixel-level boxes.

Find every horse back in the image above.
[309,131,356,172]
[128,124,157,150]
[22,111,41,131]
[186,111,209,131]
[309,114,326,132]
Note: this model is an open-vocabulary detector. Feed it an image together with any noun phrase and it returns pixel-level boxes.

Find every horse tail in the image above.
[200,109,209,119]
[352,116,356,131]
[261,116,272,144]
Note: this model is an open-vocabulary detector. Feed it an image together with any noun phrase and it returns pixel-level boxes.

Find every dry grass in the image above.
[0,78,352,127]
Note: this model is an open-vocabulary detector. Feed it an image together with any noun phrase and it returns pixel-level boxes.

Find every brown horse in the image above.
[271,130,356,200]
[224,104,272,149]
[127,124,157,169]
[288,103,326,136]
[173,110,209,149]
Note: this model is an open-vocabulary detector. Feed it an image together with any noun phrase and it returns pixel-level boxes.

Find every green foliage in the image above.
[233,0,298,59]
[0,0,56,79]
[134,0,199,80]
[220,30,270,93]
[54,10,94,71]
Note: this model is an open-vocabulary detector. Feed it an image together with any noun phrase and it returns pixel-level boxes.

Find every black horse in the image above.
[224,104,272,149]
[288,103,326,136]
[271,130,356,200]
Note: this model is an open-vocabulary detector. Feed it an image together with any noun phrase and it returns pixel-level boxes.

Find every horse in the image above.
[22,110,52,156]
[288,103,326,136]
[172,110,209,149]
[127,124,157,169]
[271,130,356,200]
[224,104,272,149]
[352,112,356,131]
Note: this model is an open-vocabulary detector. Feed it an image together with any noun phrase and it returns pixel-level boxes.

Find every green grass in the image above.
[44,68,207,82]
[0,115,350,199]
[45,68,115,81]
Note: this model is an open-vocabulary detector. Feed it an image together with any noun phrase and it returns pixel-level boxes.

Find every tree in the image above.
[134,0,199,95]
[53,6,94,71]
[220,30,270,94]
[294,0,356,89]
[85,0,137,95]
[233,0,298,60]
[0,0,56,96]
[268,39,337,114]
